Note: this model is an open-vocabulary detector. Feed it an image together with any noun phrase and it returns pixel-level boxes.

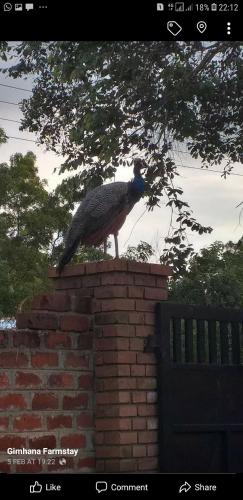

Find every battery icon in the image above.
[211,3,217,10]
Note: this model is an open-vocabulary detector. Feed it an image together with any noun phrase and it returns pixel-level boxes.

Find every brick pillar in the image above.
[49,260,172,473]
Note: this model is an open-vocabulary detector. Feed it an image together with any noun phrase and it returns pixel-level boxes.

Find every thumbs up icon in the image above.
[30,481,42,493]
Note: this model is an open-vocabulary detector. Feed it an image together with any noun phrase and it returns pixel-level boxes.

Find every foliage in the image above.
[122,241,154,262]
[3,42,243,271]
[0,152,70,317]
[169,239,243,307]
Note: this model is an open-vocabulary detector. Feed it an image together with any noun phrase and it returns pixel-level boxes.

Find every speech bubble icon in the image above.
[96,482,108,493]
[25,3,34,10]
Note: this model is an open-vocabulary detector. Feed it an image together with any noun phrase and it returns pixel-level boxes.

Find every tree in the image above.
[0,152,70,317]
[3,41,242,270]
[169,239,243,307]
[122,241,154,262]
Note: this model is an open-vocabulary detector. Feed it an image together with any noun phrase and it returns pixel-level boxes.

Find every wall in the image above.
[0,260,172,473]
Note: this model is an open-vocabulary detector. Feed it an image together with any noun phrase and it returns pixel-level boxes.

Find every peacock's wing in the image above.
[64,181,129,246]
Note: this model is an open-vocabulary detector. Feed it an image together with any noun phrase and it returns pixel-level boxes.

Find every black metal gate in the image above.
[155,302,243,473]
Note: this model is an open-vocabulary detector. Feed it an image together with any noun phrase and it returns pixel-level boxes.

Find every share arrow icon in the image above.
[179,481,192,493]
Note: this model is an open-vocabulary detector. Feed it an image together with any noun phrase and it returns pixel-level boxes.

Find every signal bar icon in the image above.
[186,4,193,11]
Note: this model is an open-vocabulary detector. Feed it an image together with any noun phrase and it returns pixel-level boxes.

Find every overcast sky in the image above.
[0,53,243,260]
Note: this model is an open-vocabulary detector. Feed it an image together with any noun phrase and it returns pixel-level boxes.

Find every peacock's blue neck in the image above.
[131,175,145,194]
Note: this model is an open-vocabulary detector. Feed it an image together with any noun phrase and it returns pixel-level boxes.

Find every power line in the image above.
[0,99,20,106]
[177,163,243,177]
[0,116,21,124]
[0,83,32,93]
[7,135,36,143]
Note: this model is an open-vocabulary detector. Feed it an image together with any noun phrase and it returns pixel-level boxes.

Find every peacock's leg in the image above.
[104,238,107,255]
[114,233,119,259]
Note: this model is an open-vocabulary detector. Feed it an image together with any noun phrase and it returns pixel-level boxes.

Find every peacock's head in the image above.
[133,158,148,176]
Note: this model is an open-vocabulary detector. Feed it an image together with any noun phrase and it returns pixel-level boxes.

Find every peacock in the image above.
[57,158,147,273]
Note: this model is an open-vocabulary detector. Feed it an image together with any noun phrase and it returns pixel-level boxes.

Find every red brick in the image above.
[31,292,70,311]
[130,338,144,350]
[156,277,167,287]
[60,314,90,332]
[32,393,58,410]
[146,365,157,376]
[101,272,133,286]
[138,431,157,444]
[134,274,156,286]
[65,352,90,369]
[47,415,72,429]
[95,312,129,325]
[96,338,129,351]
[147,391,157,403]
[0,352,28,368]
[96,365,130,377]
[147,444,159,456]
[137,378,157,390]
[0,461,11,473]
[0,394,27,410]
[16,312,58,330]
[138,405,157,417]
[96,446,132,458]
[78,374,93,389]
[127,286,144,298]
[127,262,150,274]
[63,393,88,410]
[48,373,75,388]
[119,458,137,472]
[82,275,101,287]
[70,295,92,313]
[144,288,167,300]
[78,457,95,470]
[137,352,156,364]
[0,331,8,347]
[104,431,137,445]
[135,325,154,337]
[0,373,9,388]
[94,286,127,298]
[133,445,146,457]
[96,418,131,431]
[96,391,130,405]
[15,371,42,387]
[77,414,94,428]
[101,299,135,312]
[129,312,145,324]
[132,417,146,430]
[31,352,58,368]
[13,331,41,348]
[145,313,155,325]
[135,300,156,312]
[147,417,158,430]
[16,462,43,473]
[95,260,128,273]
[54,276,83,289]
[118,405,137,417]
[77,334,93,349]
[49,263,85,278]
[150,263,172,276]
[47,457,74,471]
[0,417,9,430]
[101,378,136,391]
[45,332,72,349]
[138,457,158,471]
[98,325,135,337]
[131,365,145,376]
[61,433,86,448]
[0,435,26,451]
[132,391,147,403]
[13,414,42,431]
[29,435,56,448]
[103,351,136,364]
